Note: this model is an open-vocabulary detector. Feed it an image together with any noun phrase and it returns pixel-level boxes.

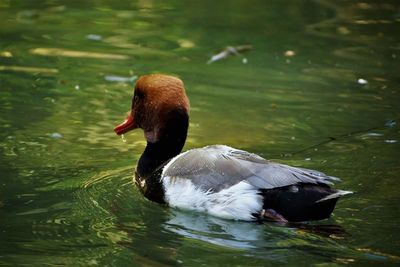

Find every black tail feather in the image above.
[260,183,343,222]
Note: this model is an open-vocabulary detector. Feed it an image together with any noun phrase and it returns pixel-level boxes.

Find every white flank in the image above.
[162,176,263,221]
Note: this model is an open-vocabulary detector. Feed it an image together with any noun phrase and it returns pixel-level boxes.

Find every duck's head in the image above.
[114,74,190,143]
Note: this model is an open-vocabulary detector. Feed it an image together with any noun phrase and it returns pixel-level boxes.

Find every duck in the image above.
[114,74,352,223]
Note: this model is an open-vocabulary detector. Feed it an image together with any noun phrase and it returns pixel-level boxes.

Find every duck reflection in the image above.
[164,210,348,250]
[165,210,264,249]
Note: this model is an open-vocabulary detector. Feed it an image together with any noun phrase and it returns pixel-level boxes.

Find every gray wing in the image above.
[163,145,340,192]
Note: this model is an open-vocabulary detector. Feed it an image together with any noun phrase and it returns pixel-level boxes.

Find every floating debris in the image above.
[50,132,63,139]
[207,45,252,64]
[104,75,137,83]
[46,5,66,12]
[384,120,396,128]
[75,85,80,90]
[0,51,13,57]
[364,132,383,137]
[284,50,296,57]
[121,134,127,143]
[384,139,398,144]
[177,39,195,48]
[86,34,102,41]
[17,10,40,21]
[337,26,351,35]
[357,78,368,85]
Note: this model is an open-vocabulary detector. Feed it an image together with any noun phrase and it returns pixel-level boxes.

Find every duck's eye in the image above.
[132,90,144,109]
[134,90,145,100]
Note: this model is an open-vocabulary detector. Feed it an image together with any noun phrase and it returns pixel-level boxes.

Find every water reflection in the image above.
[0,65,59,74]
[157,208,397,265]
[164,209,353,250]
[165,211,263,249]
[30,48,129,60]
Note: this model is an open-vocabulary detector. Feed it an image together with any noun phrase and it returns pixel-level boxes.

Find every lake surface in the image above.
[1,0,400,266]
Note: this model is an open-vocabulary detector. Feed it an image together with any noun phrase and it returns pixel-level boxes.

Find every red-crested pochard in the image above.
[114,74,352,222]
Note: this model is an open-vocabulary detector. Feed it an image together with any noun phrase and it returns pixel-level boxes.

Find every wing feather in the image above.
[162,145,340,192]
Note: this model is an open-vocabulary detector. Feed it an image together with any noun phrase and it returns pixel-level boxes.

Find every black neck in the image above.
[135,108,188,203]
[137,108,189,178]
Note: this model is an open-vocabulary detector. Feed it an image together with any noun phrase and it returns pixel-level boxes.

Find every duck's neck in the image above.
[137,134,187,177]
[135,108,188,203]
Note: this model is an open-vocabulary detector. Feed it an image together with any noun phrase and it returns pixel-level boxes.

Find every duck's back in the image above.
[160,145,351,222]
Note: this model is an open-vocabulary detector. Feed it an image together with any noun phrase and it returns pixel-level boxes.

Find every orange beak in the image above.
[114,113,136,135]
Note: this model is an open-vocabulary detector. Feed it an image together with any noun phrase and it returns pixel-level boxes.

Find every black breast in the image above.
[135,168,165,204]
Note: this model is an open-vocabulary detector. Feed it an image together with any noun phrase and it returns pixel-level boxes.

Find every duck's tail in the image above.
[261,185,352,222]
[316,190,353,203]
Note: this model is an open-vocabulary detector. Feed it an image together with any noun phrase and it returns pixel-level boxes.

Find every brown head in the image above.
[114,74,190,143]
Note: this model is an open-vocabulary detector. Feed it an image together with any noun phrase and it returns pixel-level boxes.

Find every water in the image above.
[1,0,399,266]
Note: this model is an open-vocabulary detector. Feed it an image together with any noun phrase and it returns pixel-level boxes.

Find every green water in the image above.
[1,0,400,266]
